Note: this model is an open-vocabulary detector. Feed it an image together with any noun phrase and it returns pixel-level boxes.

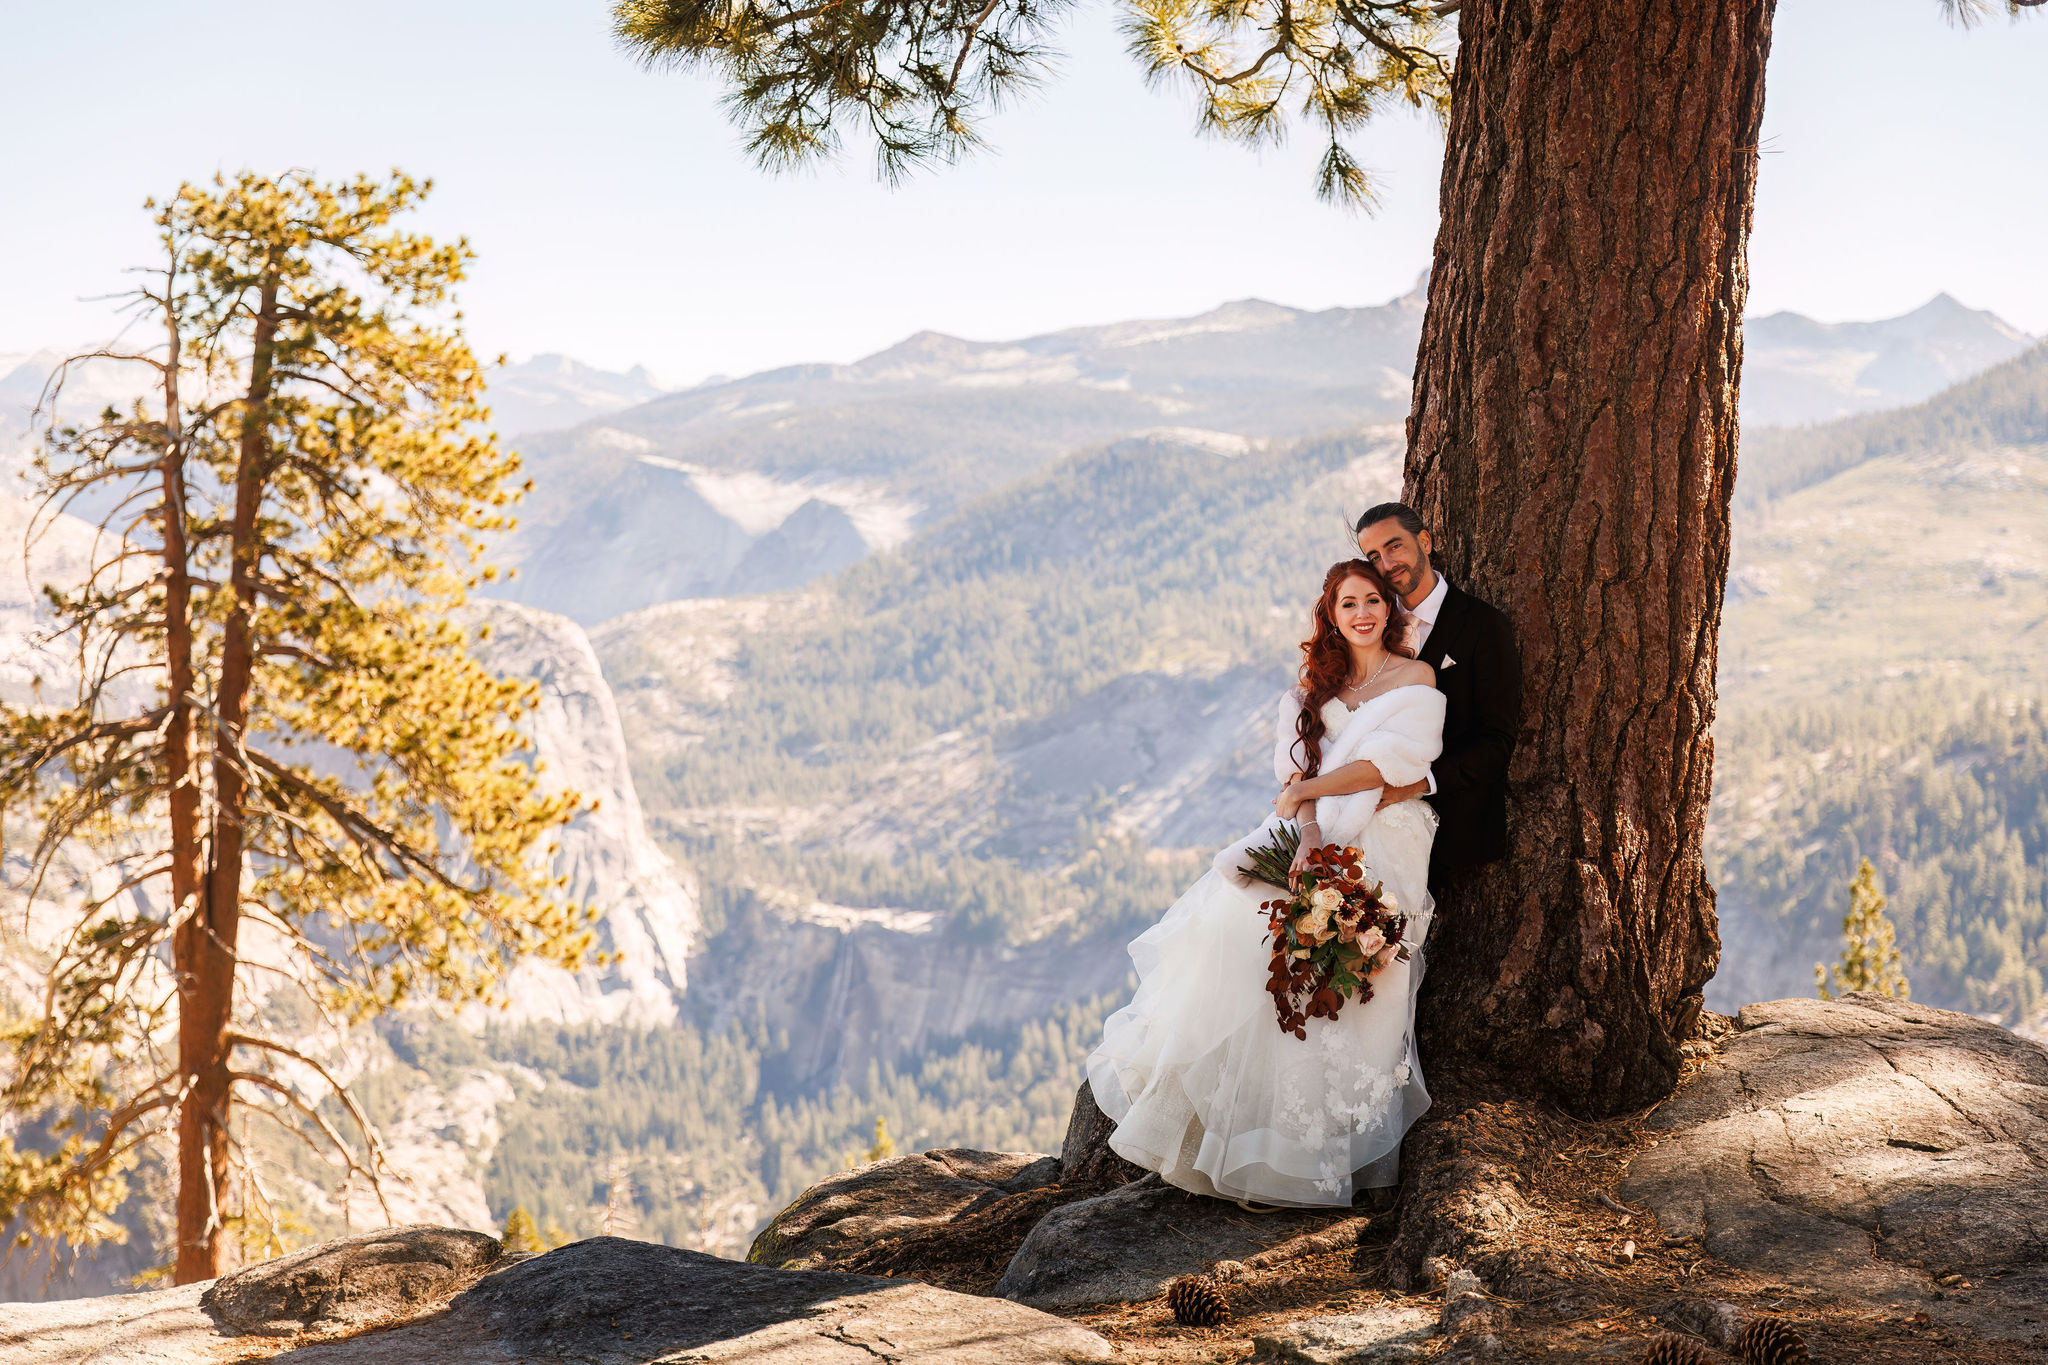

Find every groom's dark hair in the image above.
[1355,502,1427,538]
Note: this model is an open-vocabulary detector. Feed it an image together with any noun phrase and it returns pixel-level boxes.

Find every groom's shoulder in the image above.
[1444,585,1518,663]
[1446,582,1511,631]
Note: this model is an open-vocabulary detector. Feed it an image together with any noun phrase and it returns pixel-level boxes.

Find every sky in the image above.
[2,0,2045,386]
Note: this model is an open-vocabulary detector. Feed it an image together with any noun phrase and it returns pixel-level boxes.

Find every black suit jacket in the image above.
[1414,583,1521,888]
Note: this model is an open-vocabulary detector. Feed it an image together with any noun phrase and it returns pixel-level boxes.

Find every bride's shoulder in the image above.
[1391,657,1436,688]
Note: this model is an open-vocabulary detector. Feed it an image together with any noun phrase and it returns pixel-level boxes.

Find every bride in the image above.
[1085,559,1444,1207]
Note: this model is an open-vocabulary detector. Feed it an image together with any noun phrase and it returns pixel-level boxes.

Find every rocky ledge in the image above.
[756,995,2048,1360]
[0,1229,1111,1364]
[8,995,2048,1363]
[1623,992,2048,1339]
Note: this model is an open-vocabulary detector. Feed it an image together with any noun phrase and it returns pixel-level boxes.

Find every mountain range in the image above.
[479,287,2034,624]
[1741,293,2034,427]
[1,287,2043,1286]
[0,350,667,484]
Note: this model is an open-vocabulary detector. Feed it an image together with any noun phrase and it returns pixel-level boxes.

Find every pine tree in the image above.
[0,171,597,1283]
[609,0,2034,1116]
[864,1116,896,1164]
[1816,859,1910,1001]
[500,1206,550,1255]
[600,1159,640,1238]
[614,0,1451,207]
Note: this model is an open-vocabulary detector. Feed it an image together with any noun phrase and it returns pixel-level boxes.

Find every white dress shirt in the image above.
[1405,571,1450,795]
[1406,571,1450,655]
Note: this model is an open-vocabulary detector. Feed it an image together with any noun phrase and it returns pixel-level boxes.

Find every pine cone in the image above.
[1737,1316,1810,1365]
[1166,1274,1230,1327]
[1637,1336,1717,1365]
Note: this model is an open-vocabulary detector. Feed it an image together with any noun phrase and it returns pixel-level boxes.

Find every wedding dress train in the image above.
[1085,685,1444,1207]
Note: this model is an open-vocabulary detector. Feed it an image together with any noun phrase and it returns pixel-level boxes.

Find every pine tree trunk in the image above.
[1406,0,1775,1114]
[158,292,201,984]
[161,297,211,1282]
[174,276,279,1284]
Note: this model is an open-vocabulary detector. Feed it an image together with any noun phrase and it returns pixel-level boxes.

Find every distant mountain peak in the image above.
[1892,292,2032,343]
[1750,294,2030,344]
[858,329,979,367]
[1740,293,2035,426]
[1189,298,1303,327]
[485,354,669,437]
[518,352,583,375]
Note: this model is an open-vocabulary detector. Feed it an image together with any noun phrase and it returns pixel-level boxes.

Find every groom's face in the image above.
[1357,519,1434,605]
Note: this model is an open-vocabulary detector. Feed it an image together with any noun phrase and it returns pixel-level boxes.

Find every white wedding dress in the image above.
[1086,684,1445,1206]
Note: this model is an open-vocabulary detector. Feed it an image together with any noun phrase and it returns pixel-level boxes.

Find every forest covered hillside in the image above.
[396,336,2042,1260]
[596,333,2048,970]
[1706,346,2048,1007]
[4,310,2041,1285]
[399,328,2037,1259]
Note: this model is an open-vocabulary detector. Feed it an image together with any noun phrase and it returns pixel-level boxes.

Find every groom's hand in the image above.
[1377,780,1428,810]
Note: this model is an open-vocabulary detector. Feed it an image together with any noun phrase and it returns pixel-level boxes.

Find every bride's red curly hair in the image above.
[1292,559,1412,779]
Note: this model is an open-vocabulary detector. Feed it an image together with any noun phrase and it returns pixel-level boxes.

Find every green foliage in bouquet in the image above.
[1238,821,1303,892]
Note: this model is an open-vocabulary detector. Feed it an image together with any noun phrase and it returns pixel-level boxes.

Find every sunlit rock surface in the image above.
[466,600,698,1025]
[0,493,122,705]
[1626,993,2048,1340]
[0,1233,1113,1364]
[992,1178,1336,1309]
[749,1149,1059,1270]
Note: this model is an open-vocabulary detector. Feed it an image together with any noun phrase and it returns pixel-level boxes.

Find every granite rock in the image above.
[294,1236,1112,1364]
[1056,1080,1148,1188]
[1624,993,2048,1339]
[994,1178,1341,1308]
[0,1234,1113,1365]
[750,1148,1060,1268]
[0,1283,225,1365]
[201,1225,503,1337]
[1246,1305,1437,1363]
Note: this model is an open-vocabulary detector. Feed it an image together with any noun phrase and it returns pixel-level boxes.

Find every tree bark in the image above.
[1406,0,1775,1114]
[174,272,279,1284]
[158,280,201,988]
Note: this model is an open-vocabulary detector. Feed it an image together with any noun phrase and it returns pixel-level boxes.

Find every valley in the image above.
[2,288,2042,1283]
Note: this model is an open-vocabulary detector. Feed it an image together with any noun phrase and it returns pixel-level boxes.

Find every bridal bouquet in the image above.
[1240,826,1410,1039]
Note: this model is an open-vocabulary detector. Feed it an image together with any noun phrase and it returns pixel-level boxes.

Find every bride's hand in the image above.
[1288,826,1317,889]
[1274,782,1306,820]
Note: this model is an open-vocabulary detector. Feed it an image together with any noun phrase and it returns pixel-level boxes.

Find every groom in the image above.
[1353,503,1521,890]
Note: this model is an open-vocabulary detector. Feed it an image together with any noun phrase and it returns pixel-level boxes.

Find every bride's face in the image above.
[1331,575,1392,652]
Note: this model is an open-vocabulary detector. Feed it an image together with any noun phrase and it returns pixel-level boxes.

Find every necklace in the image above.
[1341,651,1393,699]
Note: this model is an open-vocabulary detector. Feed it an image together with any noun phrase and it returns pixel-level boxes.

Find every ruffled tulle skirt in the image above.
[1085,801,1437,1207]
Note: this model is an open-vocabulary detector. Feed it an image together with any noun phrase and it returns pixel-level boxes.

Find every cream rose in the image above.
[1358,926,1386,955]
[1299,903,1333,940]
